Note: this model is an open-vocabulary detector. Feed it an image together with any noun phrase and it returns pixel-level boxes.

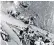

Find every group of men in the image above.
[18,27,54,45]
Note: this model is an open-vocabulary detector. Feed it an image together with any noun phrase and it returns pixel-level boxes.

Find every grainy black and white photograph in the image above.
[0,1,54,45]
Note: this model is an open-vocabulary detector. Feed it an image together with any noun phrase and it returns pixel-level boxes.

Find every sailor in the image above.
[29,31,35,45]
[34,36,40,45]
[34,36,45,45]
[19,30,24,41]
